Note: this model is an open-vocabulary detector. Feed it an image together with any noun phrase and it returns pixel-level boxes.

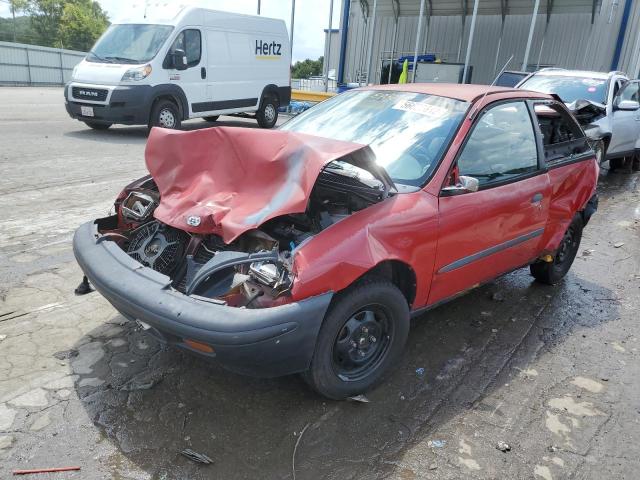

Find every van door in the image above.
[165,28,207,117]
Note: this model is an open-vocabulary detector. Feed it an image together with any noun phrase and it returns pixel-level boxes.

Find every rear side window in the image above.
[533,102,591,163]
[457,101,538,186]
[169,29,202,67]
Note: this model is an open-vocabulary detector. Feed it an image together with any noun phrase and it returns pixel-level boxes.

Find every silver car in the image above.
[517,68,640,171]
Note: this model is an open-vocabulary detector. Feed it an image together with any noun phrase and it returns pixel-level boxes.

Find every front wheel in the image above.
[256,96,278,128]
[530,215,583,285]
[303,278,410,399]
[83,121,111,130]
[149,100,181,130]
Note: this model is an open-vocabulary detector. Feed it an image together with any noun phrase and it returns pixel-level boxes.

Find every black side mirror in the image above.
[171,49,188,70]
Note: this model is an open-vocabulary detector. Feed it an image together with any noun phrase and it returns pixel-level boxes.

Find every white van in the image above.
[65,6,291,130]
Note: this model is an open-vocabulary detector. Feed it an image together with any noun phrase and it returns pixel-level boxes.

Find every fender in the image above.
[150,84,190,120]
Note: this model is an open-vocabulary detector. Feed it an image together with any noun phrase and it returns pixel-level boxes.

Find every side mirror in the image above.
[441,175,480,196]
[615,99,639,111]
[171,49,188,70]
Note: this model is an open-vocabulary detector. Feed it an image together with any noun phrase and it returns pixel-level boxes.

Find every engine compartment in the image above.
[101,161,389,308]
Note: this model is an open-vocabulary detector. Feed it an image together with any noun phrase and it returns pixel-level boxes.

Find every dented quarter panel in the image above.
[291,191,438,308]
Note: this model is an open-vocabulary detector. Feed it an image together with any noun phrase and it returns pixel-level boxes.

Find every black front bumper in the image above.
[73,220,333,377]
[64,84,154,125]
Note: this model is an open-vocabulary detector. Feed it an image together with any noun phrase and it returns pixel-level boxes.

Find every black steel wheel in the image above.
[256,95,278,128]
[303,278,410,399]
[149,99,181,130]
[531,214,583,285]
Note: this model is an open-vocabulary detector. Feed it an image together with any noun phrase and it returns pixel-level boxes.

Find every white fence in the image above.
[0,41,86,85]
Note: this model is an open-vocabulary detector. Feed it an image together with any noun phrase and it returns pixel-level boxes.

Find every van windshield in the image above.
[87,24,174,64]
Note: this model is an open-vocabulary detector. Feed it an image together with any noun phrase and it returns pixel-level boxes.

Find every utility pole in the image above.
[290,0,295,56]
[11,0,17,42]
[324,0,334,92]
[257,0,261,15]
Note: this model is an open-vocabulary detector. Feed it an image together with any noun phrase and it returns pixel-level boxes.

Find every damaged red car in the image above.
[74,84,598,399]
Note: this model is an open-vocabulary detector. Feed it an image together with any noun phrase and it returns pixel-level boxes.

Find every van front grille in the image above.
[72,87,108,102]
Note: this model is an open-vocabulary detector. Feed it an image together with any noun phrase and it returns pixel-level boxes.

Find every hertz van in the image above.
[64,6,291,130]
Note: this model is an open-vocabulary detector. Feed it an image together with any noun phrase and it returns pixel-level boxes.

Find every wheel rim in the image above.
[331,305,393,382]
[555,224,576,264]
[158,108,176,128]
[264,103,276,124]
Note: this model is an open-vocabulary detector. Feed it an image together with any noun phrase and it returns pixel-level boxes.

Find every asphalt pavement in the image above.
[0,87,639,480]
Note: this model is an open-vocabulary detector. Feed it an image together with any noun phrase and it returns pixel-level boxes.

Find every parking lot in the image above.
[0,86,639,479]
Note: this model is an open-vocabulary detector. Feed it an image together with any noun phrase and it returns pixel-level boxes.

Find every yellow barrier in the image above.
[291,89,336,102]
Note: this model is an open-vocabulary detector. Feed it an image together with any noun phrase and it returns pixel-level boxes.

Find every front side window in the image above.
[88,24,174,64]
[519,74,607,104]
[281,90,468,187]
[618,81,640,103]
[457,101,538,186]
[168,29,202,68]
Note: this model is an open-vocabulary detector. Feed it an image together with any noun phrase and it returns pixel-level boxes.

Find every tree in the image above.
[23,0,64,46]
[59,0,109,50]
[291,56,324,79]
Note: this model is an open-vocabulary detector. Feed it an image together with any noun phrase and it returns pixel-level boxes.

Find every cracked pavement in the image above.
[1,87,639,479]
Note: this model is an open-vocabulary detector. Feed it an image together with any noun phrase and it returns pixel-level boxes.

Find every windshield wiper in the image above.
[104,56,140,64]
[88,50,113,63]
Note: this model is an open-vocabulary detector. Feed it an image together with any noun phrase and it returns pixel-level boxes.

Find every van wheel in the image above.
[256,96,278,128]
[204,115,219,122]
[83,121,111,130]
[149,99,181,130]
[302,278,410,400]
[530,215,583,285]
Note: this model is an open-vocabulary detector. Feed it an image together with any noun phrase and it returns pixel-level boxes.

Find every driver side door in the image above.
[429,100,551,304]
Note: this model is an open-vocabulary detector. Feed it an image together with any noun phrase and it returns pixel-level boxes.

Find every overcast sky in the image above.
[0,0,342,62]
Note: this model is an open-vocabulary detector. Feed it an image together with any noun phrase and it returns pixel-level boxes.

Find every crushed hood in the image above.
[145,126,371,243]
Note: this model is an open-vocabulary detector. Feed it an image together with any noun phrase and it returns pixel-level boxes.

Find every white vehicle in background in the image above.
[65,5,291,130]
[517,68,640,171]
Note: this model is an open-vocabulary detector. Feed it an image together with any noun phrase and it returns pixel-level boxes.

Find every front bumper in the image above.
[73,219,333,377]
[64,83,153,125]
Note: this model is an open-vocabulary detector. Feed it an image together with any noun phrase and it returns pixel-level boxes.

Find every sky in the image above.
[0,0,342,62]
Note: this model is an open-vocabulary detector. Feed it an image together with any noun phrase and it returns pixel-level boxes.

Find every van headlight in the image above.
[121,64,152,82]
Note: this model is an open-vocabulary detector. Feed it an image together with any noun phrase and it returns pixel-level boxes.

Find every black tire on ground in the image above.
[204,115,219,122]
[83,121,112,130]
[609,157,624,171]
[530,214,583,285]
[149,99,181,130]
[633,153,640,172]
[256,95,279,128]
[302,278,410,400]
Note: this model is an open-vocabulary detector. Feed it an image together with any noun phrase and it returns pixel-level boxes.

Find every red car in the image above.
[74,84,598,399]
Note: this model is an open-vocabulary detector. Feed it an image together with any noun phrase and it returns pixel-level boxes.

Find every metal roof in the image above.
[356,0,601,17]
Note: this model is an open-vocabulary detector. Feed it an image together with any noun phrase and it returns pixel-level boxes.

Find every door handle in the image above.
[531,192,543,204]
[201,67,206,79]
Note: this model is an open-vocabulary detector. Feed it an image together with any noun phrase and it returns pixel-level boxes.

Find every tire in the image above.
[83,121,111,130]
[530,215,583,285]
[204,115,219,122]
[149,99,181,130]
[609,157,624,171]
[303,278,410,400]
[256,95,278,128]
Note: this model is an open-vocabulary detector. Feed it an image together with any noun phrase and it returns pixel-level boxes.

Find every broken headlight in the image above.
[249,256,292,291]
[121,191,157,222]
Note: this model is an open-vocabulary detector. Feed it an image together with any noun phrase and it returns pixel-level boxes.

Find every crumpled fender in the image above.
[291,190,439,308]
[145,126,366,243]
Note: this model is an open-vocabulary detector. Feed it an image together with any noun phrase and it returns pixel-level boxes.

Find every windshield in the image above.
[520,74,608,104]
[87,24,174,64]
[281,90,468,187]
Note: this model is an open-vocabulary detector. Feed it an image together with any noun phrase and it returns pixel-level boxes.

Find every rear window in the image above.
[520,75,607,104]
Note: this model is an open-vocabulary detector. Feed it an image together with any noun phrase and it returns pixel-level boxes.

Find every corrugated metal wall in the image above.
[343,0,638,84]
[0,41,86,85]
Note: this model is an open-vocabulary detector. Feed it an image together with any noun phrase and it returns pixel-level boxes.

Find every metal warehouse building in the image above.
[334,0,640,85]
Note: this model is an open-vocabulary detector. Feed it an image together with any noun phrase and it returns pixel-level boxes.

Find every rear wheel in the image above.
[256,95,278,128]
[530,215,583,285]
[203,115,219,122]
[303,278,410,399]
[83,121,111,130]
[149,99,181,130]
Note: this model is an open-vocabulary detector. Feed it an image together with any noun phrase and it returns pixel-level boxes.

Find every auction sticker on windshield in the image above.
[393,99,447,118]
[80,106,94,117]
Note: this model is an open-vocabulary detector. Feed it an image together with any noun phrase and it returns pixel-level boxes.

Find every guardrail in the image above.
[0,41,86,85]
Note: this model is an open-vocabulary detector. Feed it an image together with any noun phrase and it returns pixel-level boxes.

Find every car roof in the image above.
[359,83,552,102]
[529,68,622,80]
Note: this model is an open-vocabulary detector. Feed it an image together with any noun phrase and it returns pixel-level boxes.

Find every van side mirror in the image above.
[615,99,640,111]
[441,175,480,196]
[170,49,188,70]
